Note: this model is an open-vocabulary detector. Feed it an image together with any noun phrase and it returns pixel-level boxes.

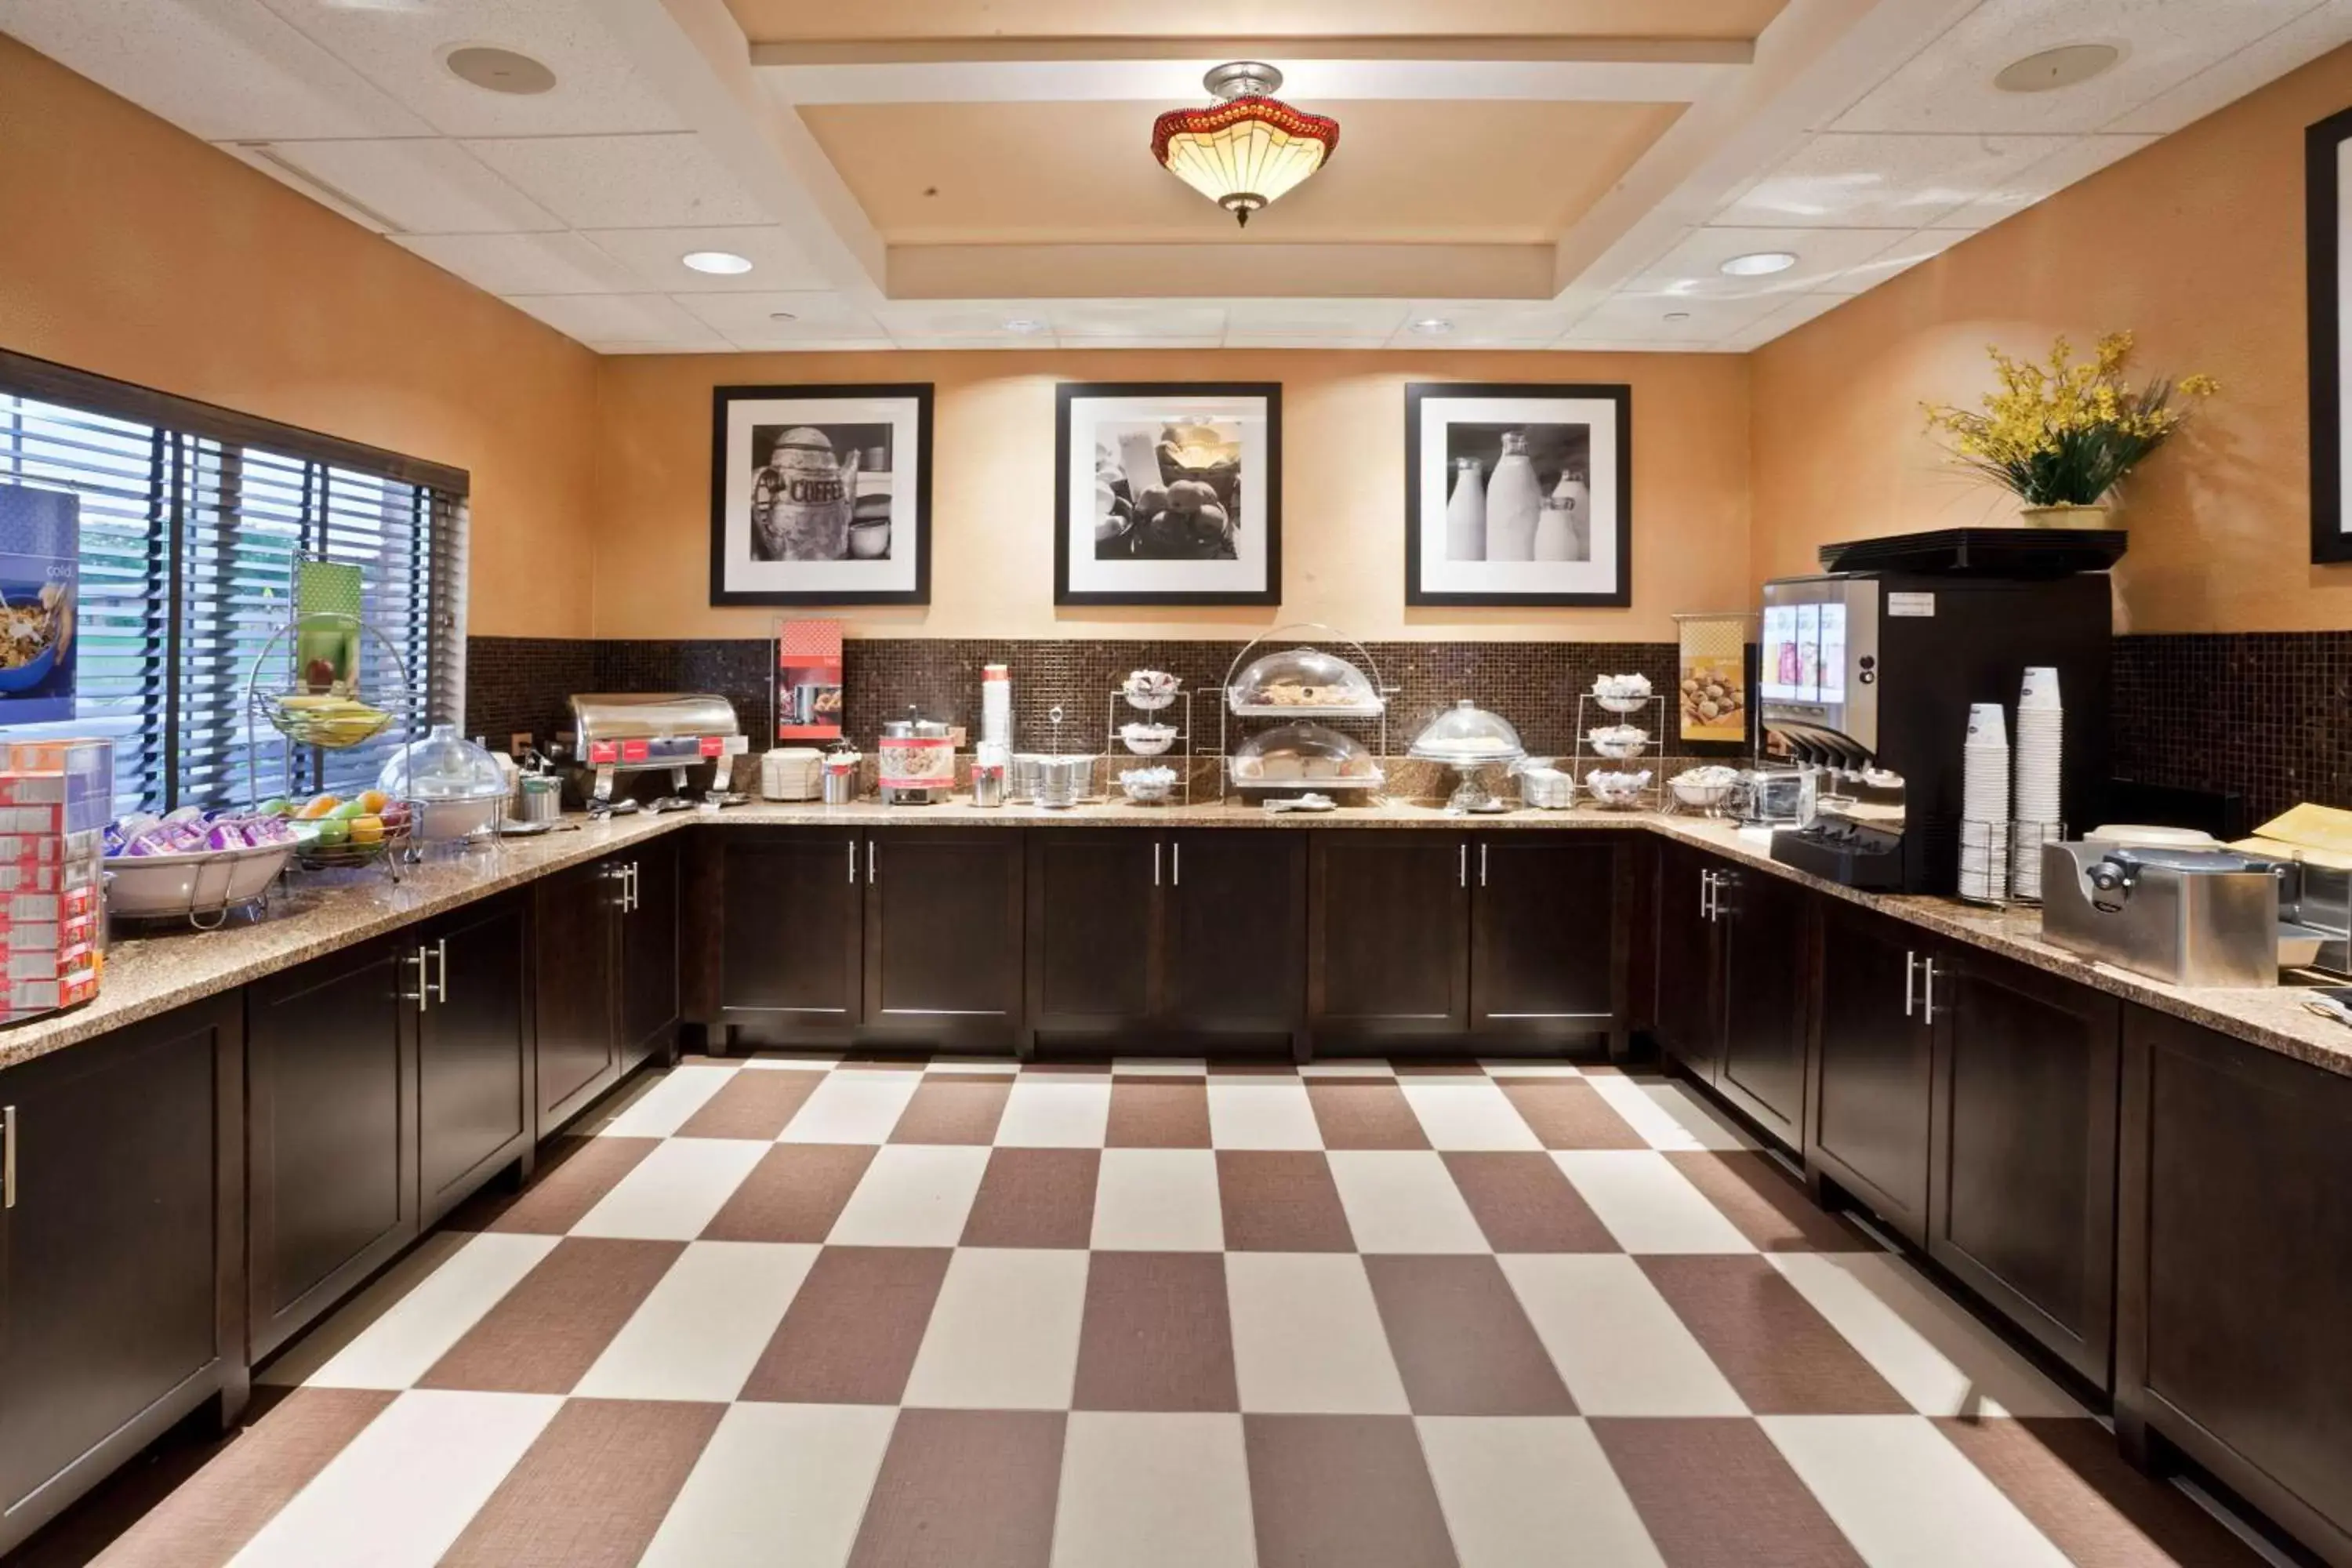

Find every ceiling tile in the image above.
[1625,226,1915,299]
[260,138,559,234]
[1565,291,1791,345]
[870,303,1062,347]
[1222,300,1414,340]
[463,134,773,229]
[501,292,727,347]
[1828,227,1975,292]
[1393,302,1580,347]
[579,226,829,292]
[670,291,890,348]
[1832,0,2327,136]
[2111,1,2352,133]
[1933,135,2158,229]
[251,0,688,137]
[392,231,644,295]
[1047,303,1229,340]
[2,0,429,140]
[1719,132,2070,230]
[1719,292,1854,350]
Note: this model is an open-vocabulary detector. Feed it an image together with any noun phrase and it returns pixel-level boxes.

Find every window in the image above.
[0,350,466,816]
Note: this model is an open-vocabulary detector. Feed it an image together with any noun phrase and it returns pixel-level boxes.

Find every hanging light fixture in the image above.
[1152,63,1338,227]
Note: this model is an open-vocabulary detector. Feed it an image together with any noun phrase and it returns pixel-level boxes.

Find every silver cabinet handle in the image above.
[1922,956,1942,1023]
[432,936,450,1006]
[626,862,641,913]
[1172,840,1180,887]
[3,1102,15,1209]
[848,838,857,884]
[405,943,432,1009]
[1904,949,1918,1019]
[1480,842,1489,887]
[1459,843,1468,888]
[867,839,877,885]
[1699,869,1719,922]
[1154,840,1162,887]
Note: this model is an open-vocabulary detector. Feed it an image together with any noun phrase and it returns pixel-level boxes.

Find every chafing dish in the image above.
[565,692,748,810]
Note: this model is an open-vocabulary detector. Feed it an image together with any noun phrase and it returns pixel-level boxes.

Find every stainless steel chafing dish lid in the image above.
[568,692,742,747]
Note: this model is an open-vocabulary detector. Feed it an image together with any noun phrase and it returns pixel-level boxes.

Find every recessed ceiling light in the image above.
[1410,318,1454,336]
[681,250,753,275]
[1994,42,2123,94]
[1719,251,1798,277]
[444,45,556,96]
[1663,311,1693,323]
[1002,318,1047,335]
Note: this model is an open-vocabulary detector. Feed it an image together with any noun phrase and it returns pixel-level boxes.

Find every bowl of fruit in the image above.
[274,789,412,869]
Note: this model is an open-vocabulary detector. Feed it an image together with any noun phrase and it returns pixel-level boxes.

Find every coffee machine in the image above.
[1759,529,2118,895]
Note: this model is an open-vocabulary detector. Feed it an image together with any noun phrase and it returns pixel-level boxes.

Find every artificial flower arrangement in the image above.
[1922,332,2217,519]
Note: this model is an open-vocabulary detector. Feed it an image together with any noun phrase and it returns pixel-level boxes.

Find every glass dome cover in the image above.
[1230,721,1383,790]
[1226,646,1383,716]
[376,723,507,803]
[1410,699,1526,765]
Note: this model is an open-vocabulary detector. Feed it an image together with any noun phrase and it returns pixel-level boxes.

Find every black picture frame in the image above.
[1054,381,1283,606]
[1404,381,1633,608]
[2309,107,2352,563]
[709,382,934,605]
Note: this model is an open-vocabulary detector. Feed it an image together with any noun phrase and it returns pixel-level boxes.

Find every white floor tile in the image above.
[824,1145,992,1247]
[1762,1415,2073,1568]
[903,1248,1090,1410]
[926,1055,1021,1074]
[569,1138,770,1241]
[1497,1254,1746,1417]
[263,1232,558,1390]
[1053,1413,1257,1568]
[1207,1078,1323,1150]
[777,1070,924,1144]
[1324,1150,1490,1254]
[228,1389,561,1568]
[1553,1151,1758,1254]
[1112,1057,1207,1076]
[1299,1058,1395,1077]
[641,1403,898,1568]
[1226,1253,1410,1414]
[1418,1417,1665,1568]
[597,1064,739,1139]
[1768,1252,2086,1418]
[1091,1149,1224,1251]
[1399,1078,1545,1151]
[995,1075,1112,1149]
[1584,1075,1759,1152]
[740,1052,843,1072]
[573,1240,817,1403]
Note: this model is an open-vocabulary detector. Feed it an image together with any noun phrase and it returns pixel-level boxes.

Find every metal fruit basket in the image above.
[246,613,416,751]
[290,815,414,872]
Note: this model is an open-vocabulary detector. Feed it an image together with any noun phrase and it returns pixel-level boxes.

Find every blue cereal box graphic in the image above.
[0,484,78,725]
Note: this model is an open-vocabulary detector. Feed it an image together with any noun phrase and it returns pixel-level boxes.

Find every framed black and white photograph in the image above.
[1055,382,1281,605]
[710,383,932,604]
[1405,382,1632,607]
[2309,107,2352,563]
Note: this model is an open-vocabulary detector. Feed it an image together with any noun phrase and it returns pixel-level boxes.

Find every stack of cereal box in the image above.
[0,739,107,1023]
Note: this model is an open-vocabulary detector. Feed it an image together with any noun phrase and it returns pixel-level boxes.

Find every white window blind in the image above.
[0,351,466,816]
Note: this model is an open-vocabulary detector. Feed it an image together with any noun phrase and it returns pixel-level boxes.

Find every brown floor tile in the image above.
[1639,1255,1911,1415]
[1105,1078,1212,1148]
[1305,1079,1432,1150]
[1936,1416,2268,1568]
[700,1143,877,1243]
[1243,1414,1460,1568]
[1072,1251,1240,1413]
[1442,1151,1620,1252]
[840,1051,930,1069]
[1218,1151,1356,1252]
[960,1147,1099,1248]
[890,1073,1014,1145]
[1663,1150,1875,1252]
[1205,1059,1299,1076]
[418,1238,684,1395]
[739,1245,953,1405]
[1389,1058,1488,1076]
[1363,1254,1577,1416]
[1591,1417,1866,1568]
[439,1399,723,1568]
[1496,1080,1647,1149]
[675,1069,822,1140]
[1022,1061,1112,1074]
[457,1137,660,1235]
[848,1410,1065,1568]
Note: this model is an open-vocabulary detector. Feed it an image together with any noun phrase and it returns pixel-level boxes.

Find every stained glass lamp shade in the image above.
[1152,64,1338,227]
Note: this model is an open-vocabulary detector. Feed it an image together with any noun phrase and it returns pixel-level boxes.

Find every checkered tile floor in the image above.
[71,1055,2270,1568]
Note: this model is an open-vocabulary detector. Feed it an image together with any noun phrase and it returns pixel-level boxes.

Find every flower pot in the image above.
[2017,501,2112,529]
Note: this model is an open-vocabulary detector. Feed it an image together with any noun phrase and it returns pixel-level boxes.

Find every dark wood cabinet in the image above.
[1651,841,1721,1080]
[1308,831,1471,1042]
[865,829,1024,1049]
[710,828,864,1030]
[1928,947,2118,1387]
[1712,862,1809,1147]
[245,935,418,1361]
[1026,829,1160,1038]
[1163,829,1305,1047]
[1469,835,1620,1041]
[532,855,625,1134]
[0,996,242,1555]
[417,894,532,1228]
[618,836,681,1070]
[2118,1007,2352,1564]
[1808,899,1934,1244]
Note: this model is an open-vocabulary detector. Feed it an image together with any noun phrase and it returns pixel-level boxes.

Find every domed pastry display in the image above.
[376,724,510,843]
[1226,645,1384,717]
[1229,721,1383,792]
[1410,699,1528,814]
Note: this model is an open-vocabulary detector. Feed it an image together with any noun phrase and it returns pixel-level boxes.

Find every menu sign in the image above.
[775,619,844,742]
[0,484,79,725]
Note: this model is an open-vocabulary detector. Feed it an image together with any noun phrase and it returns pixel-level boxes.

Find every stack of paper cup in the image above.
[1962,702,2010,902]
[2012,667,2063,899]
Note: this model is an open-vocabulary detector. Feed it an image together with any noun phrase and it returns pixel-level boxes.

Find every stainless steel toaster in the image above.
[2040,841,2285,988]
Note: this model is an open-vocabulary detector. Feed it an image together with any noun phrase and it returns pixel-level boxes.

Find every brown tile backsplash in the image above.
[2111,632,2352,827]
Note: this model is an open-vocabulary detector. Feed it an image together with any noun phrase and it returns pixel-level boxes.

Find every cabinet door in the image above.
[619,837,681,1070]
[0,996,239,1554]
[1929,947,2118,1387]
[1470,835,1619,1039]
[1307,832,1470,1041]
[1026,829,1159,1038]
[718,829,862,1025]
[864,829,1024,1047]
[247,935,419,1360]
[419,895,532,1226]
[1809,901,1933,1245]
[1163,829,1305,1047]
[1651,843,1721,1078]
[533,858,622,1135]
[1714,864,1809,1149]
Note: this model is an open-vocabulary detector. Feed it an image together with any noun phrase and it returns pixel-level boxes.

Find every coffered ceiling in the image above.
[7,0,2350,353]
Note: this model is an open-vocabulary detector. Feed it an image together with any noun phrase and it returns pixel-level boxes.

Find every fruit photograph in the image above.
[1054,383,1280,607]
[1091,419,1243,562]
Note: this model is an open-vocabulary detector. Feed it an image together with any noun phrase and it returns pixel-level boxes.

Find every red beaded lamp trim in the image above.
[1149,96,1341,166]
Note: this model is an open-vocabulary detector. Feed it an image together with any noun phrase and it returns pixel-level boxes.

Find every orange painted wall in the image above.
[1750,44,2352,635]
[0,34,599,638]
[593,349,1751,641]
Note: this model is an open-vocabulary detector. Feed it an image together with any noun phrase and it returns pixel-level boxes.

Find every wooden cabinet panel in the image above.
[0,996,240,1553]
[1163,829,1304,1045]
[1929,948,2117,1387]
[717,829,862,1023]
[1651,841,1720,1078]
[1308,832,1470,1040]
[1809,901,1933,1245]
[532,857,622,1135]
[418,895,532,1226]
[1470,835,1618,1038]
[1714,864,1808,1149]
[246,936,417,1360]
[619,837,681,1069]
[1026,830,1158,1037]
[865,829,1024,1047]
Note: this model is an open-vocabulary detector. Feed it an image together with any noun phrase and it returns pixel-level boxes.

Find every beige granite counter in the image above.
[5,797,2347,1082]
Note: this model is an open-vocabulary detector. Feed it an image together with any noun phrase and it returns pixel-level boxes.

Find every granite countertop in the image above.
[6,797,2348,1082]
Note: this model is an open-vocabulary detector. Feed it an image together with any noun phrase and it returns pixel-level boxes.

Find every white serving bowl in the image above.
[1584,768,1652,808]
[1120,766,1178,804]
[107,840,292,920]
[1121,671,1181,712]
[1670,778,1733,809]
[1592,675,1653,714]
[1120,722,1178,757]
[415,794,502,842]
[1588,725,1650,759]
